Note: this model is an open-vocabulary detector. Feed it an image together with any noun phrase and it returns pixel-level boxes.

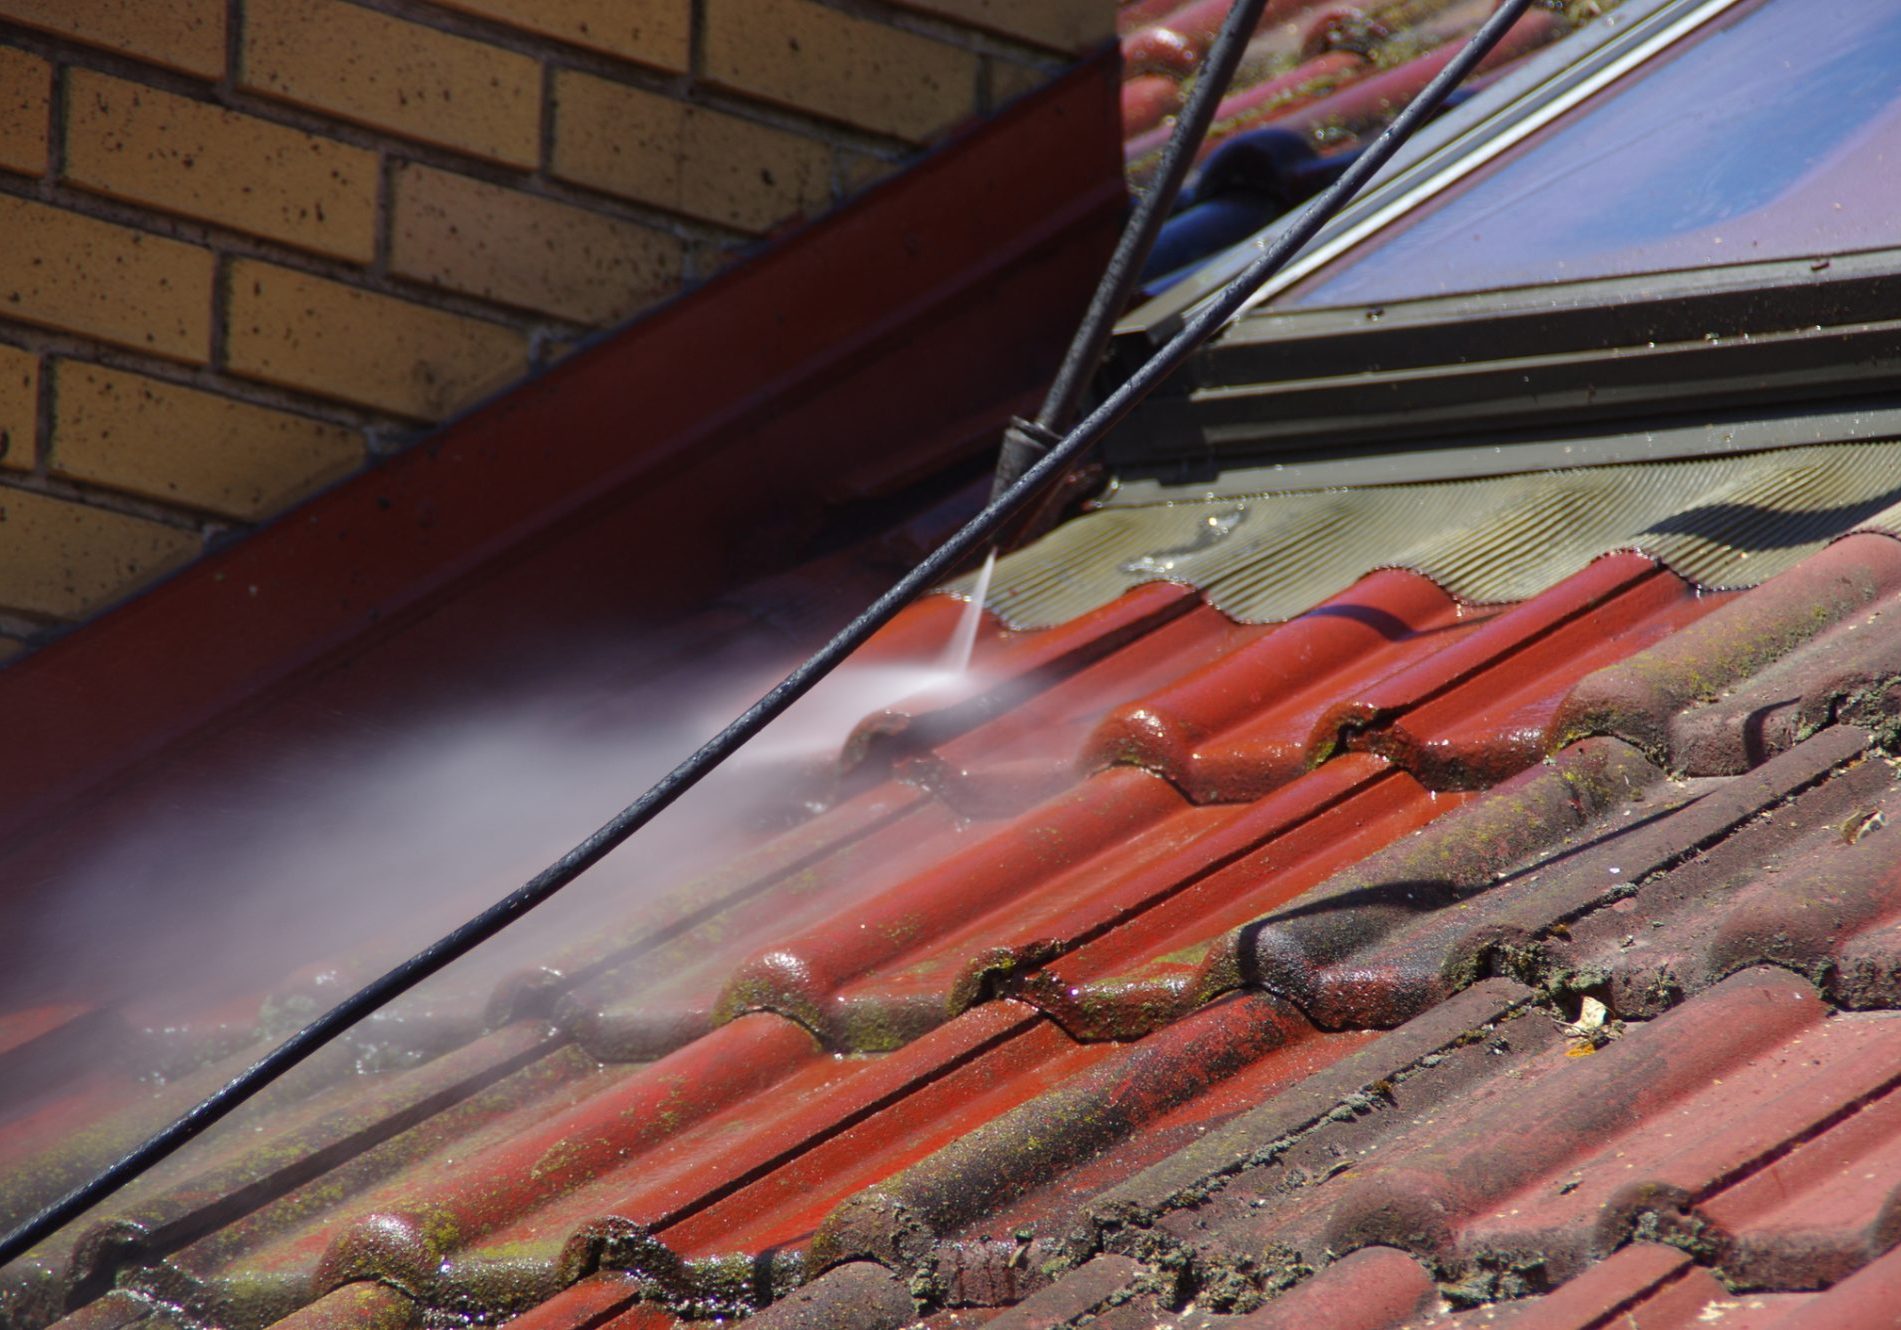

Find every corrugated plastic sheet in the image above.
[959,443,1901,627]
[10,531,1901,1328]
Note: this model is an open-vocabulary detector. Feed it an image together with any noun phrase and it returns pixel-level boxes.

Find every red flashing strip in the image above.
[0,49,1126,853]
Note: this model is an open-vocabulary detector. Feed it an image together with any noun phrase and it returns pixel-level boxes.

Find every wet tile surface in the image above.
[8,523,1901,1330]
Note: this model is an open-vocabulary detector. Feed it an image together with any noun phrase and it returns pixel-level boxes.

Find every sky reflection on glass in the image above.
[1288,0,1901,308]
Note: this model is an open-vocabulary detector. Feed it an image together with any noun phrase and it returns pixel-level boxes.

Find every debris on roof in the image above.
[8,5,1901,1330]
[1117,0,1586,180]
[8,507,1901,1328]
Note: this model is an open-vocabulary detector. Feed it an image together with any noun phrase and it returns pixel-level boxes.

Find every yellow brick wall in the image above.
[0,0,1114,656]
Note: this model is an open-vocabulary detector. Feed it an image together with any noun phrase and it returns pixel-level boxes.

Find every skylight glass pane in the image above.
[1284,0,1901,308]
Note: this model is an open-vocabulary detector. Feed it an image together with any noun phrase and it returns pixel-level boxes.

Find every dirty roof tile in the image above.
[1224,1246,1440,1329]
[1551,534,1901,768]
[1114,1,1580,180]
[810,991,1333,1271]
[1082,570,1477,800]
[14,436,1901,1330]
[1109,968,1901,1288]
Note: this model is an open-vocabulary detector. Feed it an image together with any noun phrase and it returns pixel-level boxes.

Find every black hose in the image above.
[0,0,1535,1270]
[992,0,1275,505]
[1037,0,1274,435]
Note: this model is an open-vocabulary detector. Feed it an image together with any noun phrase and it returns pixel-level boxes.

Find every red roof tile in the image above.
[9,12,1901,1318]
[11,504,1901,1330]
[1115,0,1581,180]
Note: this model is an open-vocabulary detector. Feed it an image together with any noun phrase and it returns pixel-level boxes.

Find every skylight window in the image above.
[1281,0,1901,308]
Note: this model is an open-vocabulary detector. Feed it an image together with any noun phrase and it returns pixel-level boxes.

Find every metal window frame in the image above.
[1118,0,1749,337]
[1097,0,1901,490]
[1106,245,1901,484]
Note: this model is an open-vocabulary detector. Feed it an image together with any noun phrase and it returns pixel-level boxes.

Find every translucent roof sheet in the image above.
[1283,0,1901,309]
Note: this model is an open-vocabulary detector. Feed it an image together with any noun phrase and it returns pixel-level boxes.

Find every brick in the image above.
[0,194,212,361]
[0,483,198,619]
[51,362,364,521]
[541,336,582,368]
[64,71,378,262]
[551,73,834,232]
[839,151,900,195]
[428,0,689,72]
[890,0,1115,53]
[991,58,1056,107]
[0,47,50,176]
[691,238,748,282]
[704,0,978,142]
[224,259,529,420]
[390,163,683,323]
[0,343,34,472]
[0,0,224,78]
[241,0,539,167]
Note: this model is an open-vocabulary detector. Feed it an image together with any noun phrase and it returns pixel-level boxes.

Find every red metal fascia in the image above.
[0,47,1127,854]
